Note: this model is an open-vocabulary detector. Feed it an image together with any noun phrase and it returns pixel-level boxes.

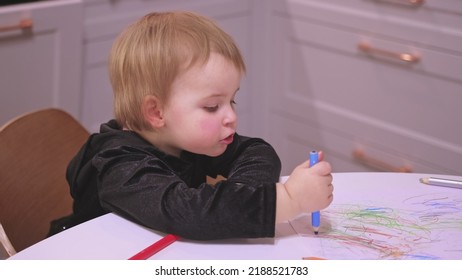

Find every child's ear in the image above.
[142,95,165,128]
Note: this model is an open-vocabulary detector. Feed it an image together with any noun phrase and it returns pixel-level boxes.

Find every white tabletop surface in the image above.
[8,172,462,260]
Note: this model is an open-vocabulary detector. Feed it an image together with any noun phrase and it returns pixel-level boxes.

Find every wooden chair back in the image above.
[0,108,89,255]
[0,222,16,258]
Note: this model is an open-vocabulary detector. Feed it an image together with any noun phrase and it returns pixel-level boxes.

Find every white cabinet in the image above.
[0,0,83,125]
[265,0,462,175]
[80,0,255,134]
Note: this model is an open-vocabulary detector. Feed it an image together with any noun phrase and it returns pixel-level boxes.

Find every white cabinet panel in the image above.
[0,0,83,125]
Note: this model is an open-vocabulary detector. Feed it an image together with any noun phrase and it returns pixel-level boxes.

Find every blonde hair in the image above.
[108,11,246,131]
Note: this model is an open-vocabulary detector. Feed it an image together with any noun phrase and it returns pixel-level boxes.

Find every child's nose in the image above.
[223,107,237,126]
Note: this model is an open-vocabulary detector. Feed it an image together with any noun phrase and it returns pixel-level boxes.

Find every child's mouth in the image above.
[222,134,234,144]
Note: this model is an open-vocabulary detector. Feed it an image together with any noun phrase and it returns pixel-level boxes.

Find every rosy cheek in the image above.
[198,118,220,136]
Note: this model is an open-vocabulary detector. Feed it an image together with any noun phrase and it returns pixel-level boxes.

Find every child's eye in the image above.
[204,105,219,112]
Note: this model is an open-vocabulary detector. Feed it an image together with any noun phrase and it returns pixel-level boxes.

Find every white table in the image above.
[9,172,462,260]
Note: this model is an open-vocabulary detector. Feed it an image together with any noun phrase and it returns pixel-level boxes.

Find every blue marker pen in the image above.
[310,150,320,235]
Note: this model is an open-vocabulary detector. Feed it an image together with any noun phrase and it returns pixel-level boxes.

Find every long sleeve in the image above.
[92,135,281,240]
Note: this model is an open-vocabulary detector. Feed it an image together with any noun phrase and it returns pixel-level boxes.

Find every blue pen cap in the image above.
[309,150,319,167]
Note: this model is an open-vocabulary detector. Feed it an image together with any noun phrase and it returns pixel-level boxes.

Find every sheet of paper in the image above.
[289,179,462,260]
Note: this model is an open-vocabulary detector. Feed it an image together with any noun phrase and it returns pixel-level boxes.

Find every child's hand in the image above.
[275,157,333,223]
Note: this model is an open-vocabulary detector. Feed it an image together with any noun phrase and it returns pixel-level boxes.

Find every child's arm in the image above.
[94,136,280,240]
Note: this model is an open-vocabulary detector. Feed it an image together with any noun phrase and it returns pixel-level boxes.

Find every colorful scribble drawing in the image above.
[290,193,462,260]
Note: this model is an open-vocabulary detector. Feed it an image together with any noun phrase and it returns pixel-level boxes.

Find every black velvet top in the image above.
[53,120,281,240]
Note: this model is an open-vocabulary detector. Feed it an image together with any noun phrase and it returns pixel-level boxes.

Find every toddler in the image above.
[51,11,333,240]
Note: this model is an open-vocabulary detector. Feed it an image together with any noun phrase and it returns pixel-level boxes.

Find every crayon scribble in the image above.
[290,193,462,260]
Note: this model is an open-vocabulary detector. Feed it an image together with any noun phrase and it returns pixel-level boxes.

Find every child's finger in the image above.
[318,150,324,161]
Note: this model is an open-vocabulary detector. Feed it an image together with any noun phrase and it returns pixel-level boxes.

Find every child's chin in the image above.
[206,148,227,157]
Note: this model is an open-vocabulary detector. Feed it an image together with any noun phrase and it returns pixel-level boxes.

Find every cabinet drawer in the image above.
[270,113,459,176]
[288,16,462,82]
[274,16,462,143]
[275,0,462,53]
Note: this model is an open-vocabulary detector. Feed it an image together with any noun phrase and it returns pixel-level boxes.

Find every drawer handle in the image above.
[358,42,420,64]
[407,0,425,5]
[375,0,425,6]
[352,149,413,173]
[0,19,33,33]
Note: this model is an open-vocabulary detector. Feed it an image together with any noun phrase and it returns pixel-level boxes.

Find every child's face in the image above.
[161,53,242,157]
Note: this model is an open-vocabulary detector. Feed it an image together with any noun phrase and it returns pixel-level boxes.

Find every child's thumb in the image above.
[310,161,332,175]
